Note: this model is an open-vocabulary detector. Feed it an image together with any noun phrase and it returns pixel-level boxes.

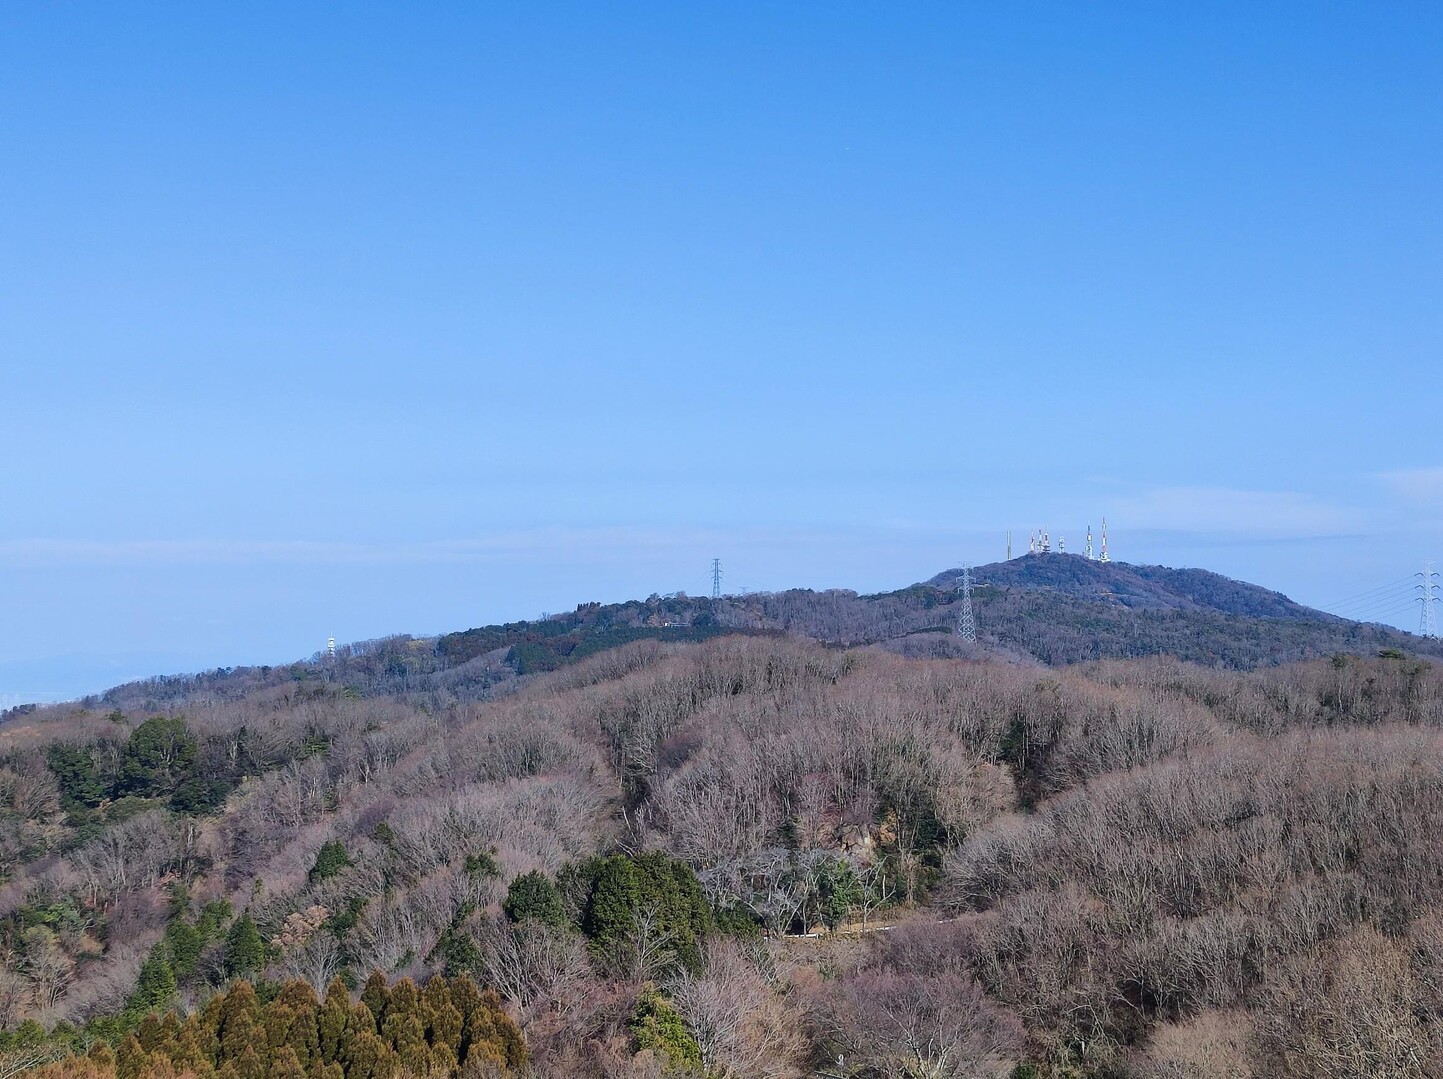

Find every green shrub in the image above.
[309,840,351,882]
[630,986,702,1070]
[502,871,567,927]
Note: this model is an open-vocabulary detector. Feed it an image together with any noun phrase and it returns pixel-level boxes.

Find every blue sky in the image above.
[2,3,1440,700]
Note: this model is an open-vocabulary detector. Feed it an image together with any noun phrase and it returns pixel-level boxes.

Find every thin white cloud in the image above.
[1107,486,1358,537]
[1380,466,1443,506]
[0,527,825,569]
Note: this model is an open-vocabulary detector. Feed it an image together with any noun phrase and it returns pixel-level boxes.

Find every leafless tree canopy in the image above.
[5,636,1443,1076]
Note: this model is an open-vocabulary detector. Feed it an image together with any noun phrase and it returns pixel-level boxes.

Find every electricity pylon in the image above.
[1419,561,1441,639]
[957,565,977,643]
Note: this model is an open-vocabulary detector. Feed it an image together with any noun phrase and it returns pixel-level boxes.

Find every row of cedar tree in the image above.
[33,974,525,1079]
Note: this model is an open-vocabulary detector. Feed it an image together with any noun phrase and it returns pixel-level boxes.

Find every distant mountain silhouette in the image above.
[932,553,1336,619]
[67,553,1442,715]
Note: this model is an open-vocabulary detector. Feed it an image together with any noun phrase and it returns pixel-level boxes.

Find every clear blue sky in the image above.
[2,3,1440,700]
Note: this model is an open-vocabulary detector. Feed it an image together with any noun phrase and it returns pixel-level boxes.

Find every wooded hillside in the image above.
[39,557,1438,719]
[3,630,1443,1076]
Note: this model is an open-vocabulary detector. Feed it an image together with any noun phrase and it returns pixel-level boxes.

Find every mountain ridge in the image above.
[930,552,1340,619]
[19,554,1438,716]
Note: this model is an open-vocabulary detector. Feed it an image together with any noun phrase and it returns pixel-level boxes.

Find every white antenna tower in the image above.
[1099,518,1111,562]
[1086,524,1094,560]
[1058,535,1066,554]
[327,635,336,659]
[1006,530,1012,560]
[1419,561,1441,639]
[956,564,977,643]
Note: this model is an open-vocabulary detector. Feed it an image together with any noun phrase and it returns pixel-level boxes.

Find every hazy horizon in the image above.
[4,3,1440,702]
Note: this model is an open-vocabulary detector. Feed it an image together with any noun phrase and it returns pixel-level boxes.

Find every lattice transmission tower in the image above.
[1419,561,1441,639]
[957,564,977,643]
[711,558,723,600]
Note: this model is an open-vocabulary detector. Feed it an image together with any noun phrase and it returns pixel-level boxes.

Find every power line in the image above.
[1317,576,1420,613]
[1329,589,1422,619]
[1333,586,1421,615]
[1346,601,1422,624]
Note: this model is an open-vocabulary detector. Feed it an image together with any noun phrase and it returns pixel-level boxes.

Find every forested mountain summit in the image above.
[47,554,1440,717]
[369,554,1443,676]
[932,552,1332,619]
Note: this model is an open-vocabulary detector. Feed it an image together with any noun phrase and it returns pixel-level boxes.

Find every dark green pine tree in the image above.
[582,856,640,952]
[224,914,266,978]
[164,917,205,978]
[126,951,178,1018]
[45,743,105,809]
[117,716,197,797]
[502,871,567,927]
[309,840,352,882]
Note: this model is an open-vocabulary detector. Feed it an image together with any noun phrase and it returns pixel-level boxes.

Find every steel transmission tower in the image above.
[1419,561,1441,639]
[956,564,977,643]
[711,558,723,600]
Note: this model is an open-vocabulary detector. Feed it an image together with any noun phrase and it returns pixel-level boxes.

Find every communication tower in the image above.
[956,565,977,643]
[1419,562,1441,639]
[1085,524,1095,560]
[1099,518,1111,563]
[327,635,336,659]
[1007,530,1012,560]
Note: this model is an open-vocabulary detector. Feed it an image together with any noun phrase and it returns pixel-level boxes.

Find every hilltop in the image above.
[938,552,1331,619]
[48,554,1439,716]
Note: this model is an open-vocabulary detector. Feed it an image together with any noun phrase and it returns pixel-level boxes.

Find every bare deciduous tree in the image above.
[672,939,805,1079]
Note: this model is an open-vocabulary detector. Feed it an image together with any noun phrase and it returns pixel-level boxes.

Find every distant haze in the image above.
[2,4,1440,700]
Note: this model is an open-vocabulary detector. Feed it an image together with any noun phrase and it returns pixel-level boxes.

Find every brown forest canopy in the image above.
[2,631,1443,1076]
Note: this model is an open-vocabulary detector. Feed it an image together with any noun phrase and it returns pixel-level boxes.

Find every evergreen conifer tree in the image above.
[583,856,640,952]
[501,871,566,927]
[317,979,352,1061]
[127,952,178,1019]
[309,840,352,882]
[224,915,265,979]
[360,973,389,1030]
[269,1046,307,1079]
